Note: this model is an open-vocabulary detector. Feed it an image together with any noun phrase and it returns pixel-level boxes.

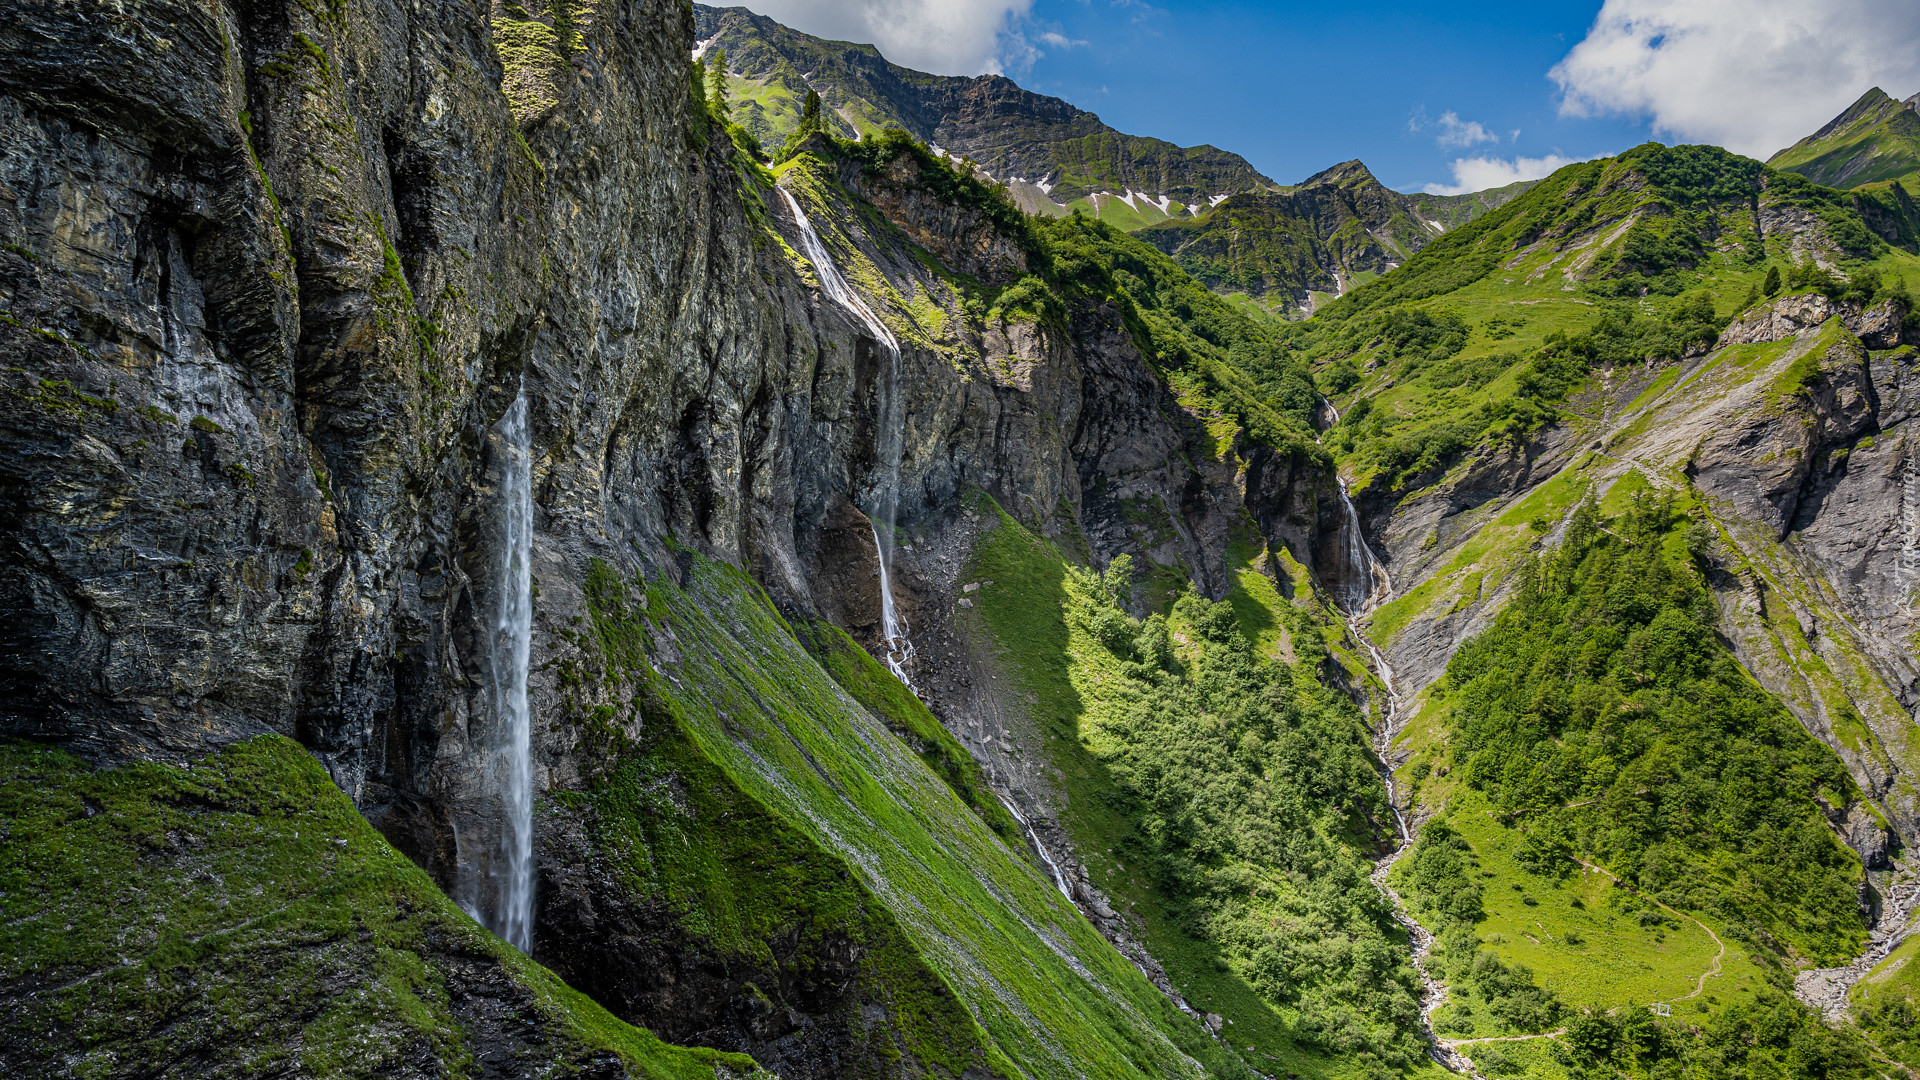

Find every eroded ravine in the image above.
[1794,859,1920,1019]
[1327,411,1479,1075]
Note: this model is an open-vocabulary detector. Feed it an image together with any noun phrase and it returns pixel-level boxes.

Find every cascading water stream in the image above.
[777,186,917,690]
[1323,398,1473,1074]
[997,794,1075,900]
[460,388,536,953]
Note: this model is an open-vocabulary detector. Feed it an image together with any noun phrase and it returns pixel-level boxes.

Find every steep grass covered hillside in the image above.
[1770,88,1920,191]
[1287,137,1920,1080]
[0,736,767,1080]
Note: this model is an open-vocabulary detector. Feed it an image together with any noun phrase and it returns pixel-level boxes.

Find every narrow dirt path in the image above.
[1572,857,1726,1001]
[1443,1029,1566,1048]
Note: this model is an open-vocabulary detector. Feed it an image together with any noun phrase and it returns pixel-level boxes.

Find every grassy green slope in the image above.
[0,736,764,1080]
[1296,143,1920,498]
[1388,496,1884,1079]
[554,549,1250,1080]
[960,492,1445,1079]
[1852,932,1920,1071]
[1769,87,1920,191]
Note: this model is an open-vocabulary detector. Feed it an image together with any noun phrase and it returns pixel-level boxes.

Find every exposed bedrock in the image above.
[0,0,1337,1072]
[1352,295,1920,850]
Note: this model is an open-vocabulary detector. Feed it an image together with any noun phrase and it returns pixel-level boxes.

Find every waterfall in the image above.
[777,186,917,690]
[997,793,1075,900]
[461,388,536,952]
[1321,398,1472,1072]
[1336,477,1381,614]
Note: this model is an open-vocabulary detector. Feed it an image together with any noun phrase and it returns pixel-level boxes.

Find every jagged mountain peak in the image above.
[1299,158,1380,189]
[1141,156,1534,315]
[1808,86,1901,143]
[1770,84,1920,189]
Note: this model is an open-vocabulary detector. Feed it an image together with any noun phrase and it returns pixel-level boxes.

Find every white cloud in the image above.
[1423,154,1595,196]
[1436,112,1499,148]
[1551,0,1920,159]
[731,0,1039,76]
[1038,31,1088,49]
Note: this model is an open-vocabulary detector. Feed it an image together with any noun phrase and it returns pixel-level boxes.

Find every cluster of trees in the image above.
[1443,494,1866,960]
[1390,498,1893,1077]
[1556,1001,1875,1080]
[1063,557,1426,1066]
[691,47,772,167]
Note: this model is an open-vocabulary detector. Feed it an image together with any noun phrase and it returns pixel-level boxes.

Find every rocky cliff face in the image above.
[1363,294,1920,853]
[0,0,1338,1075]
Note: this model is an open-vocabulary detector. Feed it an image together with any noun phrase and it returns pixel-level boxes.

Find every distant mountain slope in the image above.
[1138,160,1535,314]
[1769,86,1920,190]
[1260,142,1920,1070]
[692,4,1271,215]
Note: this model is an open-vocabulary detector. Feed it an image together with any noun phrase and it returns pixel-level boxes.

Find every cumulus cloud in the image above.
[1423,154,1594,196]
[1551,0,1920,159]
[1436,112,1499,148]
[732,0,1039,76]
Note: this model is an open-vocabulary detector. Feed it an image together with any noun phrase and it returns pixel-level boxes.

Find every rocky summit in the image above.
[2,3,1920,1080]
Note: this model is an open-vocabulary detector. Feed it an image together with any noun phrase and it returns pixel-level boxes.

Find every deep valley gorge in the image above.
[3,2,1920,1079]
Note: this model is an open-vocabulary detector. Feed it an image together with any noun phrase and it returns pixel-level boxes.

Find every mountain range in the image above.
[3,3,1920,1080]
[1141,160,1536,314]
[694,3,1270,219]
[695,3,1533,315]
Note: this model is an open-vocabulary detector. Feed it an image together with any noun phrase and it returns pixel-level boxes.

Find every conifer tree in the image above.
[801,88,821,134]
[705,47,730,121]
[1762,263,1782,297]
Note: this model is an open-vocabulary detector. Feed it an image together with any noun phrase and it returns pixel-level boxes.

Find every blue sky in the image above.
[732,0,1920,196]
[1008,0,1648,193]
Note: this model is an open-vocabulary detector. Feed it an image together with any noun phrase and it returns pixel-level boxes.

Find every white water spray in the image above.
[1337,477,1387,613]
[461,389,536,952]
[777,186,917,690]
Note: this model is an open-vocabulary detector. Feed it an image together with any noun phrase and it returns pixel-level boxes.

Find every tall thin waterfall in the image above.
[777,186,917,690]
[1321,397,1466,1071]
[462,388,536,952]
[1337,477,1385,614]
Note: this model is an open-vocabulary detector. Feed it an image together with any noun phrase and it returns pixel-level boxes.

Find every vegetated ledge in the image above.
[0,734,766,1080]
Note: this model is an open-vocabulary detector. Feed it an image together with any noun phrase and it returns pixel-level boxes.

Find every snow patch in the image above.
[1208,193,1229,207]
[691,37,716,61]
[1116,190,1140,211]
[1425,218,1446,232]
